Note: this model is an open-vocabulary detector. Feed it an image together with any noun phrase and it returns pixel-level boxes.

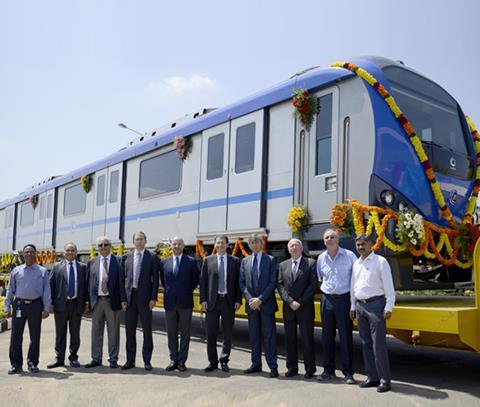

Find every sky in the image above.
[1,0,479,202]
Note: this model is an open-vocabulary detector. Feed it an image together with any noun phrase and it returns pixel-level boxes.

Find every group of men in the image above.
[3,230,396,393]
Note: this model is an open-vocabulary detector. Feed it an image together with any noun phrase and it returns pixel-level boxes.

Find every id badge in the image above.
[15,308,22,318]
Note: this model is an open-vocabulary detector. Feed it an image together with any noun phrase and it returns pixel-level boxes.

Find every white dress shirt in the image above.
[350,252,395,312]
[317,248,357,295]
[98,254,111,296]
[217,254,228,294]
[66,260,78,299]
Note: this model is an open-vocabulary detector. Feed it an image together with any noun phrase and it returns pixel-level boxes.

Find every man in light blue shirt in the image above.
[5,244,51,374]
[316,229,357,384]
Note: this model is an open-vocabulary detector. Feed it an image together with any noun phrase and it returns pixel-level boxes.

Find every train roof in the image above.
[0,56,406,210]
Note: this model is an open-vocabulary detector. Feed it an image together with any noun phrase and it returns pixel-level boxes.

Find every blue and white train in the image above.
[0,56,475,289]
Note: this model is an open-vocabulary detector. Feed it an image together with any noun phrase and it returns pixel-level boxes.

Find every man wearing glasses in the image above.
[85,236,123,369]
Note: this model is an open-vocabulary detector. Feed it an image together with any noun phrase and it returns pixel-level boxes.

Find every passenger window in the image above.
[109,170,119,203]
[316,94,333,175]
[20,202,34,226]
[235,123,255,174]
[64,184,87,216]
[96,175,106,206]
[207,133,224,180]
[139,150,182,198]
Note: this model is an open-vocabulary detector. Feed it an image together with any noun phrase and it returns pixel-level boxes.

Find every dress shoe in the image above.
[204,364,218,372]
[377,383,391,393]
[317,371,336,381]
[244,365,262,374]
[85,360,101,368]
[177,363,187,372]
[27,364,39,373]
[165,362,178,371]
[69,360,81,368]
[269,368,279,378]
[360,379,380,388]
[220,362,230,372]
[121,362,135,371]
[304,371,315,379]
[285,369,298,378]
[109,361,118,369]
[8,366,23,375]
[343,375,356,384]
[144,363,153,371]
[47,360,65,369]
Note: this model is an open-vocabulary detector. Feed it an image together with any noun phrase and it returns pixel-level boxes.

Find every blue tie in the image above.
[252,254,259,296]
[173,256,180,277]
[68,262,75,298]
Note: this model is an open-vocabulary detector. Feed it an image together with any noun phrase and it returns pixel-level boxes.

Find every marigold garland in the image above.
[287,206,309,234]
[81,174,93,193]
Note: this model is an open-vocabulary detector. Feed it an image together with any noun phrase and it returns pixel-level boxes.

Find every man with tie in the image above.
[85,236,123,369]
[47,242,88,368]
[120,232,159,371]
[4,244,51,374]
[239,234,279,378]
[200,235,241,373]
[160,236,199,372]
[277,238,317,379]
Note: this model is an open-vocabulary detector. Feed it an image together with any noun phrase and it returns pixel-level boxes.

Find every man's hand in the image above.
[50,305,55,314]
[349,311,356,321]
[234,302,241,311]
[42,310,49,319]
[149,300,156,310]
[384,311,392,321]
[5,311,11,319]
[82,304,89,316]
[249,298,262,310]
[121,302,128,310]
[289,301,300,311]
[201,301,208,312]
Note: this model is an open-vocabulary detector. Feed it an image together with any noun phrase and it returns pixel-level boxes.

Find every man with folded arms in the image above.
[350,234,395,393]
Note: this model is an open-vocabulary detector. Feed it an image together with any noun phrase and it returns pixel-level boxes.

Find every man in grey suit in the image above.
[47,242,88,368]
[85,236,123,369]
[240,234,279,378]
[120,232,159,371]
[278,238,318,379]
[200,235,241,373]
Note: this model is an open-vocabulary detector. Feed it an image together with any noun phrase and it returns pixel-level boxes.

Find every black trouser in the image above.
[283,314,316,374]
[125,290,153,364]
[321,293,354,376]
[9,298,42,368]
[54,299,83,363]
[206,296,235,365]
[165,306,193,364]
[247,309,277,369]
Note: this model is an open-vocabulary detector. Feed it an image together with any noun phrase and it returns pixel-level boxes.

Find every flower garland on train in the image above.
[331,62,480,228]
[292,88,319,131]
[195,236,268,259]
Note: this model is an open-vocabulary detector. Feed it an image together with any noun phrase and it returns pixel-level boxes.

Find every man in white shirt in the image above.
[350,234,395,393]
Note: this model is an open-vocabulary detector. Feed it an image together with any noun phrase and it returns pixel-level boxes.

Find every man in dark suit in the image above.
[160,236,199,372]
[85,236,123,369]
[47,242,88,368]
[278,238,318,379]
[200,235,241,373]
[240,234,279,378]
[120,231,159,371]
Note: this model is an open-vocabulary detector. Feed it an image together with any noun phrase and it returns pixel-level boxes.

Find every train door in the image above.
[104,164,122,240]
[227,110,264,230]
[198,122,230,234]
[298,86,340,223]
[92,169,108,240]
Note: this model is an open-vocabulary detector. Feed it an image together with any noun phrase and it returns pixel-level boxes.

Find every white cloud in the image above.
[147,74,216,97]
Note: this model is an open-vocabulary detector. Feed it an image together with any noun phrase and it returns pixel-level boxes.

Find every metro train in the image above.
[0,56,476,290]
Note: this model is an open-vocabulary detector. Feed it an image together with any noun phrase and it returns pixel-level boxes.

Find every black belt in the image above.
[99,295,110,299]
[324,292,349,299]
[357,295,385,304]
[66,297,78,302]
[218,294,227,298]
[17,297,41,304]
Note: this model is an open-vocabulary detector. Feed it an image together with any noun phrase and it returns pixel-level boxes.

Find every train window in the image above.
[207,133,224,180]
[47,194,53,218]
[235,123,255,174]
[39,196,46,220]
[64,184,87,216]
[20,202,34,226]
[316,93,333,175]
[109,170,119,203]
[139,150,181,198]
[96,175,106,206]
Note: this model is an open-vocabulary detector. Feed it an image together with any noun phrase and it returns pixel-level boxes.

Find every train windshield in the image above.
[383,66,469,156]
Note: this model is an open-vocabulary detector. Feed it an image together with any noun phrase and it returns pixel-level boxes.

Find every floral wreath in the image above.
[175,136,193,161]
[29,194,39,209]
[292,88,319,131]
[81,174,93,193]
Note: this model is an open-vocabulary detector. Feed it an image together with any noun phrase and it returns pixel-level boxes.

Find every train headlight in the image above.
[398,201,408,212]
[380,190,394,206]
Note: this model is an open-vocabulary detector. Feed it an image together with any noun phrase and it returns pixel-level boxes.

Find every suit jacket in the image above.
[161,254,199,310]
[50,259,88,314]
[200,254,241,311]
[277,257,317,321]
[120,250,159,306]
[240,253,278,314]
[86,255,122,311]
